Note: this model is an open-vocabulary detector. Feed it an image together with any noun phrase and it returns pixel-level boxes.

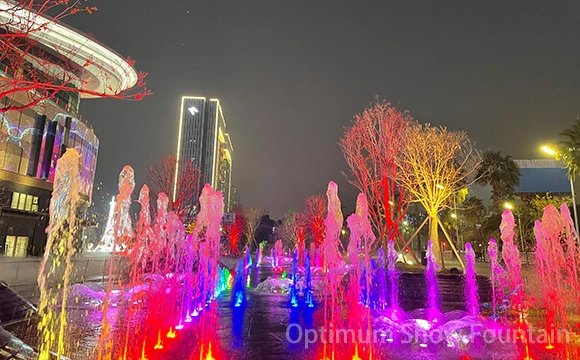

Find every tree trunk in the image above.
[429,215,443,268]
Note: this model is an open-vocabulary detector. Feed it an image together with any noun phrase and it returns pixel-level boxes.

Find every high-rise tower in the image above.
[174,97,233,211]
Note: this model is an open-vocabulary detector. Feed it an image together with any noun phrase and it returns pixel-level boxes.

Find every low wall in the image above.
[0,253,128,302]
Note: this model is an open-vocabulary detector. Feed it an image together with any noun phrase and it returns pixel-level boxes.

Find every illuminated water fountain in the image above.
[232,259,246,308]
[345,193,376,357]
[304,251,314,308]
[533,204,580,358]
[464,243,479,317]
[35,156,580,360]
[321,181,344,359]
[244,246,252,269]
[289,250,299,307]
[37,149,82,359]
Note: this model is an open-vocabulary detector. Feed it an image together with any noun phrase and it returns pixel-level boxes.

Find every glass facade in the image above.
[179,97,207,170]
[0,108,99,198]
[0,105,35,175]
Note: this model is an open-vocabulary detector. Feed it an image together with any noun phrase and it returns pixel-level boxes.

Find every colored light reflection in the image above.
[154,331,163,350]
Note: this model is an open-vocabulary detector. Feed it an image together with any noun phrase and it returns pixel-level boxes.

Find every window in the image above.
[10,192,39,211]
[32,196,38,212]
[25,195,33,211]
[5,236,28,257]
[11,193,19,208]
[18,194,25,210]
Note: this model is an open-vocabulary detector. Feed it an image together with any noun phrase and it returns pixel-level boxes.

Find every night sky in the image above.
[66,1,580,218]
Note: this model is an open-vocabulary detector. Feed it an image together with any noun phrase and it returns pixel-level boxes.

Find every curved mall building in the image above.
[0,3,138,256]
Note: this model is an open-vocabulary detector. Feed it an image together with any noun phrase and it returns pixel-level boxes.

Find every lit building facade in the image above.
[0,5,138,257]
[175,97,233,211]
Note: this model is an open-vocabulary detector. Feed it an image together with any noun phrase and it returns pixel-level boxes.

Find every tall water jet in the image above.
[386,240,400,310]
[487,238,507,320]
[289,249,299,307]
[244,246,252,269]
[97,165,136,359]
[321,181,344,359]
[270,247,277,269]
[464,242,479,316]
[37,149,82,359]
[196,184,224,303]
[232,259,246,307]
[500,210,523,312]
[193,184,224,358]
[346,207,362,313]
[559,203,580,314]
[304,251,314,308]
[275,239,284,269]
[425,240,441,321]
[95,195,116,252]
[346,193,375,312]
[121,184,155,358]
[534,204,579,357]
[376,248,387,310]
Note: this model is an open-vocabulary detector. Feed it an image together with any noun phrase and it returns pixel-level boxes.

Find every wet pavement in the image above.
[3,261,565,360]
[215,266,319,360]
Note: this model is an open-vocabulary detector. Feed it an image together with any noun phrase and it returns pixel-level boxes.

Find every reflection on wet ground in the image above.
[5,262,563,360]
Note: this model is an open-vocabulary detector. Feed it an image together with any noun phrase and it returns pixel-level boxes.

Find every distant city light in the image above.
[188,106,198,116]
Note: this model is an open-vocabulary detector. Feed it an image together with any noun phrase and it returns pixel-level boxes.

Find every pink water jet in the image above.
[321,181,344,359]
[464,242,479,316]
[500,210,524,313]
[487,238,507,319]
[534,204,580,358]
[425,240,441,321]
[386,240,400,310]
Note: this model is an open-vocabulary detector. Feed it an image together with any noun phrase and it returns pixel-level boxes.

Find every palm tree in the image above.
[559,118,580,180]
[476,150,521,209]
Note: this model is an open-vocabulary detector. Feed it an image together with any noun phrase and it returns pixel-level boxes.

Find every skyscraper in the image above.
[174,97,233,211]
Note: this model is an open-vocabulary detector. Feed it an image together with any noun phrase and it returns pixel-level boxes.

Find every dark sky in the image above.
[66,1,580,218]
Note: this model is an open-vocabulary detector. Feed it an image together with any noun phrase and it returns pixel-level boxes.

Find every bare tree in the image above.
[278,210,307,264]
[228,206,246,255]
[397,124,481,267]
[305,194,326,246]
[340,100,414,249]
[146,155,203,224]
[243,207,265,248]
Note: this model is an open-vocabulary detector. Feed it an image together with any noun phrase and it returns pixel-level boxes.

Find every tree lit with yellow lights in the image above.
[397,124,481,266]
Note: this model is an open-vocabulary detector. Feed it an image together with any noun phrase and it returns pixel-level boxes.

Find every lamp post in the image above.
[451,191,461,249]
[541,145,580,232]
[504,202,527,263]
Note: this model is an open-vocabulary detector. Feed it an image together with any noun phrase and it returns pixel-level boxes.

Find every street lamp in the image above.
[541,145,580,231]
[504,202,527,261]
[541,145,557,156]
